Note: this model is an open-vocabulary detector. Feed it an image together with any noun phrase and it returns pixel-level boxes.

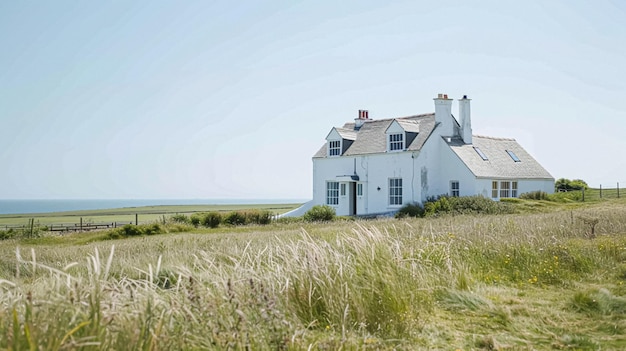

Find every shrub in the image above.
[396,203,424,218]
[519,191,549,200]
[303,205,336,222]
[108,223,167,239]
[242,210,273,225]
[422,195,514,217]
[201,212,222,228]
[0,229,17,241]
[189,213,202,227]
[170,214,190,224]
[555,178,588,192]
[224,211,247,226]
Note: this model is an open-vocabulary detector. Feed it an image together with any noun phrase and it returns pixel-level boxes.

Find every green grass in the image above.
[1,201,626,349]
[0,203,301,227]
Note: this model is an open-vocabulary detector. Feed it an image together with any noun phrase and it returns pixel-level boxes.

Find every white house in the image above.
[287,94,554,217]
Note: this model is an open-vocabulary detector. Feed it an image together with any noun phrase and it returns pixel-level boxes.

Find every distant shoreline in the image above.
[0,199,308,216]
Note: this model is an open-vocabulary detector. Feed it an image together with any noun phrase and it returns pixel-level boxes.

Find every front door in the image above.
[349,182,357,216]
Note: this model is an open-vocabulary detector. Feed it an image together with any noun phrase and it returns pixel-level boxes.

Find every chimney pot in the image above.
[443,94,448,99]
[438,93,443,99]
[463,95,467,99]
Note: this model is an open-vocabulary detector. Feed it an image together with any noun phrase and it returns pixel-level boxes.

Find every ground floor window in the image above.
[357,183,363,196]
[493,180,519,198]
[450,181,460,197]
[389,178,403,205]
[327,182,339,205]
[340,183,346,196]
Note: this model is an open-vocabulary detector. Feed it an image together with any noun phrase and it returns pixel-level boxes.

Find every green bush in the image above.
[303,205,336,222]
[201,212,222,228]
[108,223,167,239]
[0,229,17,241]
[224,211,247,226]
[170,214,190,224]
[189,213,202,227]
[242,210,273,225]
[555,178,588,192]
[421,195,514,217]
[519,191,549,200]
[396,203,424,218]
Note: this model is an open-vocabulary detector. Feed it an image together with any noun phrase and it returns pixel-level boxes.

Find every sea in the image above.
[0,199,308,215]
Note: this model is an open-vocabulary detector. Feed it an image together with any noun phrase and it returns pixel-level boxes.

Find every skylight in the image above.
[474,147,488,161]
[506,150,521,162]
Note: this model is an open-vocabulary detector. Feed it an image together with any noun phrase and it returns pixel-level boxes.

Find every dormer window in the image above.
[329,140,341,156]
[385,119,418,152]
[389,133,404,151]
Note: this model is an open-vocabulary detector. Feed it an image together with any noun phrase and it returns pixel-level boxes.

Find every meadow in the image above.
[0,198,625,350]
[0,203,301,227]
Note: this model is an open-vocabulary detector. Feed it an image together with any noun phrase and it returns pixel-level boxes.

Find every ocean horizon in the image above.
[0,199,308,215]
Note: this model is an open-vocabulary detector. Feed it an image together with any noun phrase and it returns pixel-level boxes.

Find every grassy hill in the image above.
[0,199,625,349]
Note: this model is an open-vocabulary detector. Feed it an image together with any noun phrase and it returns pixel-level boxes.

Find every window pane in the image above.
[474,147,488,160]
[329,140,341,156]
[389,178,403,205]
[389,133,404,151]
[506,150,521,162]
[326,182,339,205]
[451,181,459,197]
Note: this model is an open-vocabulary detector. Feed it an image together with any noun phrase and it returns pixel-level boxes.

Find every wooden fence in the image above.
[2,214,140,233]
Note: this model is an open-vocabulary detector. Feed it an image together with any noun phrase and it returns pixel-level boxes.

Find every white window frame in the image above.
[340,183,346,196]
[326,182,339,205]
[450,181,460,197]
[492,180,519,199]
[388,133,404,151]
[389,178,403,206]
[328,140,341,156]
[357,183,363,196]
[500,181,511,198]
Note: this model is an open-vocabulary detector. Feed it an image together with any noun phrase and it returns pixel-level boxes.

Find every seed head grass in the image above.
[0,203,625,349]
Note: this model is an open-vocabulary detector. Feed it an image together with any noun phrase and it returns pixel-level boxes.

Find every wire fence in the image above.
[558,183,622,202]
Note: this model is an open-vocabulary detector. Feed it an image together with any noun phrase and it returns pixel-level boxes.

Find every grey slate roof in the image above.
[313,113,435,157]
[447,135,553,179]
[334,127,357,140]
[395,119,420,133]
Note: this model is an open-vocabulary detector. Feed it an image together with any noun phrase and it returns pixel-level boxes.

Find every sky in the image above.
[1,0,625,200]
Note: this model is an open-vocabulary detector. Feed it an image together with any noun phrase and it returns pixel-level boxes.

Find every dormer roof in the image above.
[314,113,435,158]
[326,127,357,141]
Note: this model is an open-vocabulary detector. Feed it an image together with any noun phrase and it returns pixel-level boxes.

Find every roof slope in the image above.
[448,135,553,179]
[313,113,435,158]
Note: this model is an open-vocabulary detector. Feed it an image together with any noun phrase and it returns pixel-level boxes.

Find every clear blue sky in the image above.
[1,0,625,200]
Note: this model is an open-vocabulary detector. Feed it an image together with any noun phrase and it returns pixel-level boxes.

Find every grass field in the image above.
[0,203,302,228]
[1,198,625,349]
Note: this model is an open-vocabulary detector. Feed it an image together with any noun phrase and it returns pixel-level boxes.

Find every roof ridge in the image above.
[473,134,516,141]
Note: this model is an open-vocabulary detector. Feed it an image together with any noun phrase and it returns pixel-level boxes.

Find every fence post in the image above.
[80,217,83,231]
[600,184,602,199]
[618,182,620,198]
[135,214,138,225]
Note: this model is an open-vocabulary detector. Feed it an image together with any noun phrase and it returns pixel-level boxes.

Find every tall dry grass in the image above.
[0,204,625,349]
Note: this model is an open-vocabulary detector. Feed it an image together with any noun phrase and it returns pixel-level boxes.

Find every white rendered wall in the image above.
[438,139,478,197]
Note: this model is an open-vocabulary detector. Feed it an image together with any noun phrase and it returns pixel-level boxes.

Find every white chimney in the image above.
[434,93,453,136]
[354,109,370,129]
[459,95,472,144]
